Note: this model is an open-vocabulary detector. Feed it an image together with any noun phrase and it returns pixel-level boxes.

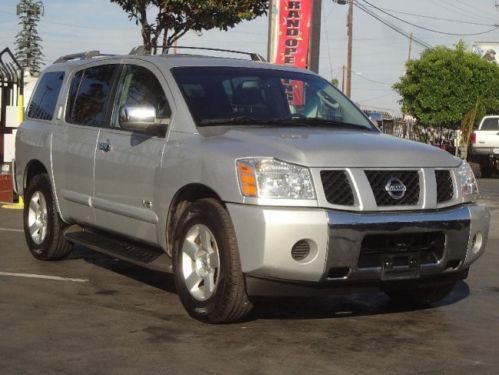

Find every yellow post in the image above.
[1,93,26,210]
[17,94,24,123]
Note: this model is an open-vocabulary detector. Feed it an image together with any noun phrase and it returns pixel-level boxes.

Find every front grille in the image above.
[358,232,445,269]
[365,170,420,206]
[435,170,454,203]
[321,170,355,206]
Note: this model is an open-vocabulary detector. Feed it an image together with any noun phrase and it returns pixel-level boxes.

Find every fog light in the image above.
[291,240,310,261]
[471,232,483,255]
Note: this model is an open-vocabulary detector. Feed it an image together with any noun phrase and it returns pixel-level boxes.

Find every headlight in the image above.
[457,161,479,202]
[237,158,316,200]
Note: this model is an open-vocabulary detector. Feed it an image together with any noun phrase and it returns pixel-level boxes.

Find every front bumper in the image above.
[227,203,489,291]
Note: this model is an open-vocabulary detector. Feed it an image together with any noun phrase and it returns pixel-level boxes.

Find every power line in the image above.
[359,4,496,27]
[358,0,499,36]
[353,2,432,49]
[452,0,499,23]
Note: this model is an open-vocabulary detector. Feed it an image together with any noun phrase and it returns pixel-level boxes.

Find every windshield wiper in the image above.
[284,117,372,130]
[198,116,289,126]
[199,116,372,131]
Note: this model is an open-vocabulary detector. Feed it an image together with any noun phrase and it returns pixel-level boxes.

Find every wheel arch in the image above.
[165,183,224,256]
[24,159,49,191]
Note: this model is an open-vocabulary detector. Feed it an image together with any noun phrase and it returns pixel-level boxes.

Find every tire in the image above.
[172,198,252,323]
[480,164,492,178]
[384,282,456,307]
[23,173,72,260]
[469,161,482,178]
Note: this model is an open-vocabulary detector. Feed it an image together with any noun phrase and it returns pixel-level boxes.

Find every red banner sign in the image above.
[275,0,313,69]
[273,0,312,105]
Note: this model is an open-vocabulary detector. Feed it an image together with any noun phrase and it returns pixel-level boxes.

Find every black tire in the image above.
[480,164,492,178]
[172,198,252,323]
[23,173,72,260]
[384,282,456,307]
[469,161,482,178]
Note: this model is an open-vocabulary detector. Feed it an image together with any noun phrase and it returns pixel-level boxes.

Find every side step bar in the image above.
[65,227,172,273]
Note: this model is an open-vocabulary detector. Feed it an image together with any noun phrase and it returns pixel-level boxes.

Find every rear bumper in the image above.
[228,203,489,292]
[11,159,18,195]
[471,147,499,158]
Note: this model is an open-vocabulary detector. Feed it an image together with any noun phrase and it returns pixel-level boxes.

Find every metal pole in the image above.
[346,0,353,98]
[308,0,322,73]
[408,32,413,61]
[267,0,277,62]
[342,64,346,93]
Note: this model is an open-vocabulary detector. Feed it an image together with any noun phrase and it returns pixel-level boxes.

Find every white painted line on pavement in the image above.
[0,272,89,283]
[0,227,23,233]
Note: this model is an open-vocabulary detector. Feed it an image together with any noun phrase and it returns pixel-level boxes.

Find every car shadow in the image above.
[250,281,470,321]
[67,245,470,321]
[68,245,177,294]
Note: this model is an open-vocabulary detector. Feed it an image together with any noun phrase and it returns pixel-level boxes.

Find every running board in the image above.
[64,227,171,273]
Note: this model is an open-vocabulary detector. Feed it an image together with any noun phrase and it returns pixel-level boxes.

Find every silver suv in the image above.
[14,49,490,323]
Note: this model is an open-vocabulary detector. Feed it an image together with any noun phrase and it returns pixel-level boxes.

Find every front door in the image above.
[93,62,172,244]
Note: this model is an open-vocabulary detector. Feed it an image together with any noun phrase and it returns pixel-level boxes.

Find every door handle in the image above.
[98,142,111,152]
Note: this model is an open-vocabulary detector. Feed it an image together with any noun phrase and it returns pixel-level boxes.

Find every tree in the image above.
[110,0,269,54]
[15,0,44,76]
[393,42,499,129]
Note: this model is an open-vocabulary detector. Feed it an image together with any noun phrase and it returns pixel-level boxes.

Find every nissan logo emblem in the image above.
[385,177,407,200]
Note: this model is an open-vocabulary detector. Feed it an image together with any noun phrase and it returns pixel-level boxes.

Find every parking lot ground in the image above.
[0,179,498,375]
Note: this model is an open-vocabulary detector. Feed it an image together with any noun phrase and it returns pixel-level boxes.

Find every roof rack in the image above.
[54,50,116,64]
[129,45,266,62]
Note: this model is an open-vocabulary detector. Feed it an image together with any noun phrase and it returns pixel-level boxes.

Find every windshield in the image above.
[172,67,375,130]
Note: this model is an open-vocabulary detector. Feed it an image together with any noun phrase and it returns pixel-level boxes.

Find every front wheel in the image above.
[172,198,252,323]
[23,173,73,260]
[384,282,456,307]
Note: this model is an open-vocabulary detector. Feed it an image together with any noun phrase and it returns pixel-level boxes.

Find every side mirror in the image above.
[119,105,166,136]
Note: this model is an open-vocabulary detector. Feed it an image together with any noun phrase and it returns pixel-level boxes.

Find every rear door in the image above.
[93,62,172,244]
[52,63,119,224]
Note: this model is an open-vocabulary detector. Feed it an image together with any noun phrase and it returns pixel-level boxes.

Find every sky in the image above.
[1,0,498,115]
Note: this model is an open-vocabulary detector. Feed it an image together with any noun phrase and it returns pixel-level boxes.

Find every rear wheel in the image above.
[384,282,456,307]
[23,173,72,260]
[173,198,252,323]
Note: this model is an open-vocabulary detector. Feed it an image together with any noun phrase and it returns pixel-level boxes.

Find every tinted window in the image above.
[481,118,499,130]
[66,65,118,126]
[112,65,170,128]
[172,67,373,130]
[27,72,65,120]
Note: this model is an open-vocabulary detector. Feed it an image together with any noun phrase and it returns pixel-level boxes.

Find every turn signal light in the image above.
[237,161,257,197]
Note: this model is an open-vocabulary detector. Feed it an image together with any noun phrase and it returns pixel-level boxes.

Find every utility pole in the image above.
[342,65,346,93]
[308,0,322,73]
[267,0,277,62]
[346,0,353,98]
[408,32,413,61]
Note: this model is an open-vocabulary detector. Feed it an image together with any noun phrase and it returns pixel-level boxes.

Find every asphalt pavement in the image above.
[0,179,498,375]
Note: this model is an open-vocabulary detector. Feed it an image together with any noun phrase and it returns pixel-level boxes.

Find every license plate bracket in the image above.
[381,252,421,281]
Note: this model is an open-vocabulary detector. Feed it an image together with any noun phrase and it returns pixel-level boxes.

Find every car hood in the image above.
[200,126,461,168]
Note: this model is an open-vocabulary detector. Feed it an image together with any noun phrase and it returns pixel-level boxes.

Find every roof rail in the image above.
[54,50,116,64]
[129,45,266,62]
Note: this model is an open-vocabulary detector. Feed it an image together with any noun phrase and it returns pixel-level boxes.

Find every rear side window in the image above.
[481,118,499,130]
[66,65,118,126]
[27,71,65,120]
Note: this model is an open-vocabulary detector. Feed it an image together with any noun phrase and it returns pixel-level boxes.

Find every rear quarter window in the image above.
[27,71,65,120]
